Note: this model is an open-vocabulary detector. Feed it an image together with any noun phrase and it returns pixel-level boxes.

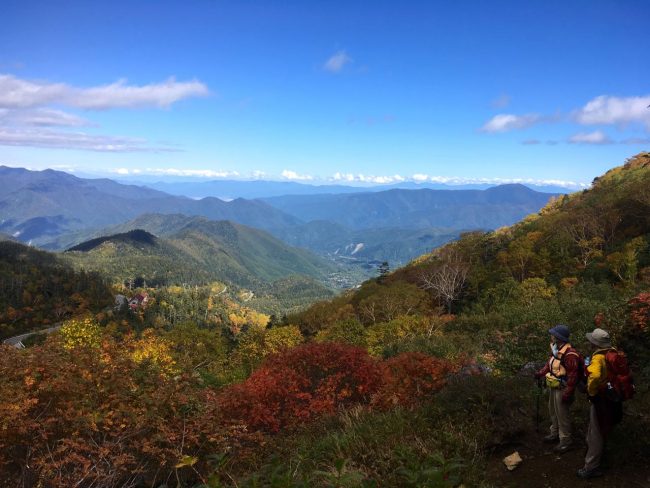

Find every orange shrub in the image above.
[0,338,236,488]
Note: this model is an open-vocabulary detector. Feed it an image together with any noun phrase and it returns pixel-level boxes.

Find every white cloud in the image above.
[0,127,178,152]
[0,108,91,127]
[281,169,314,181]
[0,74,210,153]
[0,74,209,110]
[0,75,68,109]
[330,173,405,184]
[250,170,267,179]
[370,174,405,184]
[568,130,612,145]
[332,172,356,182]
[323,50,352,73]
[480,113,542,133]
[574,95,650,129]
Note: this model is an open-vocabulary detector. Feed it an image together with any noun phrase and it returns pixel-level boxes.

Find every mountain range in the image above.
[139,178,571,200]
[0,165,557,271]
[0,166,299,246]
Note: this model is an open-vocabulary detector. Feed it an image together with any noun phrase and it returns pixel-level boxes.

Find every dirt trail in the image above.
[485,421,650,488]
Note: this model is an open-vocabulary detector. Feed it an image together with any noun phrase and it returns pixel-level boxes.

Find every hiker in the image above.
[577,328,626,479]
[534,324,581,454]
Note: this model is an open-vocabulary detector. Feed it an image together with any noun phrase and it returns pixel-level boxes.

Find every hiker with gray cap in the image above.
[577,327,630,479]
[534,324,582,454]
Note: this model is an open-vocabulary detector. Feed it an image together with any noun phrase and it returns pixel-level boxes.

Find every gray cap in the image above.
[586,328,612,348]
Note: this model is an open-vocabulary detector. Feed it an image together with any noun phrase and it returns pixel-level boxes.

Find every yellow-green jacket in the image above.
[587,349,610,397]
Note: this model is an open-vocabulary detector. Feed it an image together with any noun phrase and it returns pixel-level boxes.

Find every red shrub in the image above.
[218,342,383,432]
[374,352,457,409]
[628,292,650,331]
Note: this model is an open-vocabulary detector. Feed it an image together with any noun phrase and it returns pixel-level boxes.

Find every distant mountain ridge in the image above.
[261,184,556,230]
[140,178,573,200]
[0,166,301,246]
[64,215,337,288]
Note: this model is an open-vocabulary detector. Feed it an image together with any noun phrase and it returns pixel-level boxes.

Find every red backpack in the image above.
[603,349,635,401]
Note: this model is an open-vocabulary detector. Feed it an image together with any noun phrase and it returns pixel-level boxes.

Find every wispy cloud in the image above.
[480,113,542,133]
[0,127,179,152]
[574,95,650,129]
[0,74,210,152]
[568,130,612,145]
[0,108,91,127]
[281,169,314,181]
[0,74,209,110]
[323,50,352,73]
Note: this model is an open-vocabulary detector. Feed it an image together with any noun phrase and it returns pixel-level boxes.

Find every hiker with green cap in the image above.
[534,324,582,454]
[577,327,626,479]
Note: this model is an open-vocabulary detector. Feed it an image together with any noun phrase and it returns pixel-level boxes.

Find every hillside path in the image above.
[2,325,61,349]
[485,417,650,487]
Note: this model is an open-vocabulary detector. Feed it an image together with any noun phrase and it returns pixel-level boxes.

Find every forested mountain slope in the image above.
[262,183,556,230]
[63,216,337,288]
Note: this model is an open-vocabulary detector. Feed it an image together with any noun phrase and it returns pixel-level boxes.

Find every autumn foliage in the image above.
[218,342,384,432]
[0,337,237,488]
[218,342,457,433]
[628,292,650,331]
[373,352,458,409]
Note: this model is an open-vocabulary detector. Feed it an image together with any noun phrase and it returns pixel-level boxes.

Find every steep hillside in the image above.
[262,184,556,230]
[0,166,301,246]
[62,215,338,289]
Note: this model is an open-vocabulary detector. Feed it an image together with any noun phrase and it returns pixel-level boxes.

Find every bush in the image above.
[218,343,383,432]
[373,352,457,409]
[0,338,236,487]
[58,315,102,350]
[314,318,367,347]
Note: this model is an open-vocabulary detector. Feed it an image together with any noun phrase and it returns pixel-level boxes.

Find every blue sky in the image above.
[1,0,649,188]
